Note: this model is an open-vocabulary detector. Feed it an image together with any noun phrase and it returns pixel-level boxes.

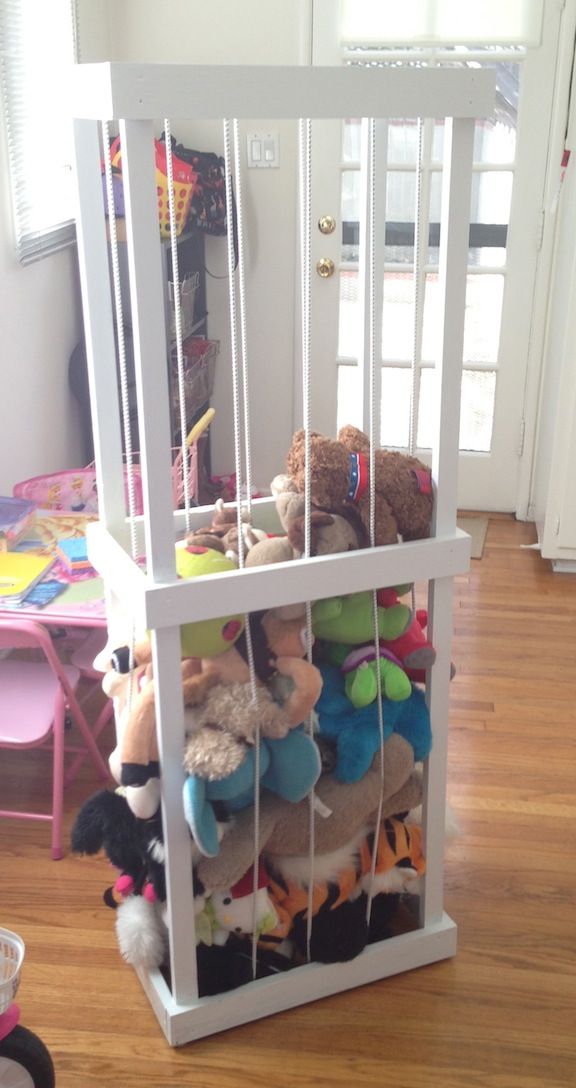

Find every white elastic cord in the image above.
[409,119,425,619]
[223,118,260,976]
[409,117,424,459]
[102,121,139,700]
[364,118,387,926]
[299,118,312,558]
[164,119,192,532]
[298,117,316,962]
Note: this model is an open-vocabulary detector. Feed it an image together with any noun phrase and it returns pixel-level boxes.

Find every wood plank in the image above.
[1,516,575,1086]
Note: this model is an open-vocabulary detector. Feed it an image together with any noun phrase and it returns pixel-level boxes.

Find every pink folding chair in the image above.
[0,618,111,859]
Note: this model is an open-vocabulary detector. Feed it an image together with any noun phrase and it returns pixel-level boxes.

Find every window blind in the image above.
[341,0,544,47]
[0,0,78,264]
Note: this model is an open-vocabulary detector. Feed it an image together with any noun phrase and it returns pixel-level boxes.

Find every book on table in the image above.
[0,551,56,607]
[0,496,36,549]
[55,536,94,572]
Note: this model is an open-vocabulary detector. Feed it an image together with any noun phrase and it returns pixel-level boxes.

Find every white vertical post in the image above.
[431,117,475,534]
[150,625,199,1005]
[358,119,388,434]
[120,120,198,1003]
[119,119,177,580]
[422,117,475,926]
[72,118,127,539]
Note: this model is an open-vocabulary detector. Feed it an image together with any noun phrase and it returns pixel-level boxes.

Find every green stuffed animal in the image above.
[312,590,411,644]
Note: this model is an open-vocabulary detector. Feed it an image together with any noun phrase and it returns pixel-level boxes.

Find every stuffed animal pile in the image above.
[72,425,447,994]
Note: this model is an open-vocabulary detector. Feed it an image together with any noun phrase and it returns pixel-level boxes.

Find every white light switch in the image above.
[247,131,279,168]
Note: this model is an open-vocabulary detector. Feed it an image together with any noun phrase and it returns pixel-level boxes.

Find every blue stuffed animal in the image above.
[183,729,321,856]
[315,664,432,783]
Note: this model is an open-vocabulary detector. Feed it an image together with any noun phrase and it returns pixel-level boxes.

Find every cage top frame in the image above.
[71,62,495,122]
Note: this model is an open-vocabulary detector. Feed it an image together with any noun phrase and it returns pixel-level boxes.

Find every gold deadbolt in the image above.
[316,257,335,278]
[318,214,336,235]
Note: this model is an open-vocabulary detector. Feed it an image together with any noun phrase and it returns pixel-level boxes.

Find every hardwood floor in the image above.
[1,516,575,1087]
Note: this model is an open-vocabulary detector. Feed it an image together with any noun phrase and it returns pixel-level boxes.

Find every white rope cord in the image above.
[409,119,426,618]
[164,119,192,532]
[299,118,312,561]
[363,118,387,925]
[102,122,139,700]
[223,119,260,977]
[232,119,254,522]
[298,117,316,962]
[409,117,425,459]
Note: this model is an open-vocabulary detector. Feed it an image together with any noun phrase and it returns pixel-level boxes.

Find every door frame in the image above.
[519,0,576,520]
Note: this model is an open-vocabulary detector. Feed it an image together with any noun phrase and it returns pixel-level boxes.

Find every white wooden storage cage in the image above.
[71,62,493,1046]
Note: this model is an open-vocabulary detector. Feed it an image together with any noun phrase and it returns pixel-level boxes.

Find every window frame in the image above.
[0,0,79,264]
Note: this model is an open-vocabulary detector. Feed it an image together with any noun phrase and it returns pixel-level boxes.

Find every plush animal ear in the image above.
[71,788,131,855]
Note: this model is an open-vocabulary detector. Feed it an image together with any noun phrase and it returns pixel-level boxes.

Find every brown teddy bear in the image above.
[185,498,267,561]
[286,424,434,547]
[244,473,365,568]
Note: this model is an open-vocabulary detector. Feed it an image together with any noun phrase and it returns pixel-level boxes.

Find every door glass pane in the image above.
[380,367,411,446]
[385,170,415,266]
[343,119,361,162]
[341,168,360,263]
[338,269,359,358]
[470,171,513,266]
[418,368,496,451]
[422,273,504,363]
[338,364,496,452]
[382,273,413,362]
[388,119,418,164]
[337,365,363,431]
[337,364,411,448]
[464,274,504,362]
[428,171,511,267]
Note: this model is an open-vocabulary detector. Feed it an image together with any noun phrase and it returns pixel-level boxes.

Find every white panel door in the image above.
[309,0,567,511]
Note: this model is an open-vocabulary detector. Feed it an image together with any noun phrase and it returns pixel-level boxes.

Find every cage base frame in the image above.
[137,914,457,1046]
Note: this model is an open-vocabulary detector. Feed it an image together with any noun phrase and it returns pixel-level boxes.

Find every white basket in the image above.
[0,928,25,1014]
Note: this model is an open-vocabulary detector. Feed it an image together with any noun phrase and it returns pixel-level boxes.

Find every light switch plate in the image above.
[247,131,280,168]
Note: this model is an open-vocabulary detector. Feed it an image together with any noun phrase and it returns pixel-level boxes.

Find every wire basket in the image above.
[170,337,218,421]
[0,928,25,1014]
[168,272,200,342]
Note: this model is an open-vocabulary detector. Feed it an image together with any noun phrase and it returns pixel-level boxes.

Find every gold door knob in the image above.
[316,257,335,278]
[318,214,336,235]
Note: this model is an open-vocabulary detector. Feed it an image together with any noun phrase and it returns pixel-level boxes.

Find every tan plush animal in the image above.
[244,473,366,568]
[185,498,267,561]
[106,608,323,818]
[196,733,422,893]
[286,425,434,547]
